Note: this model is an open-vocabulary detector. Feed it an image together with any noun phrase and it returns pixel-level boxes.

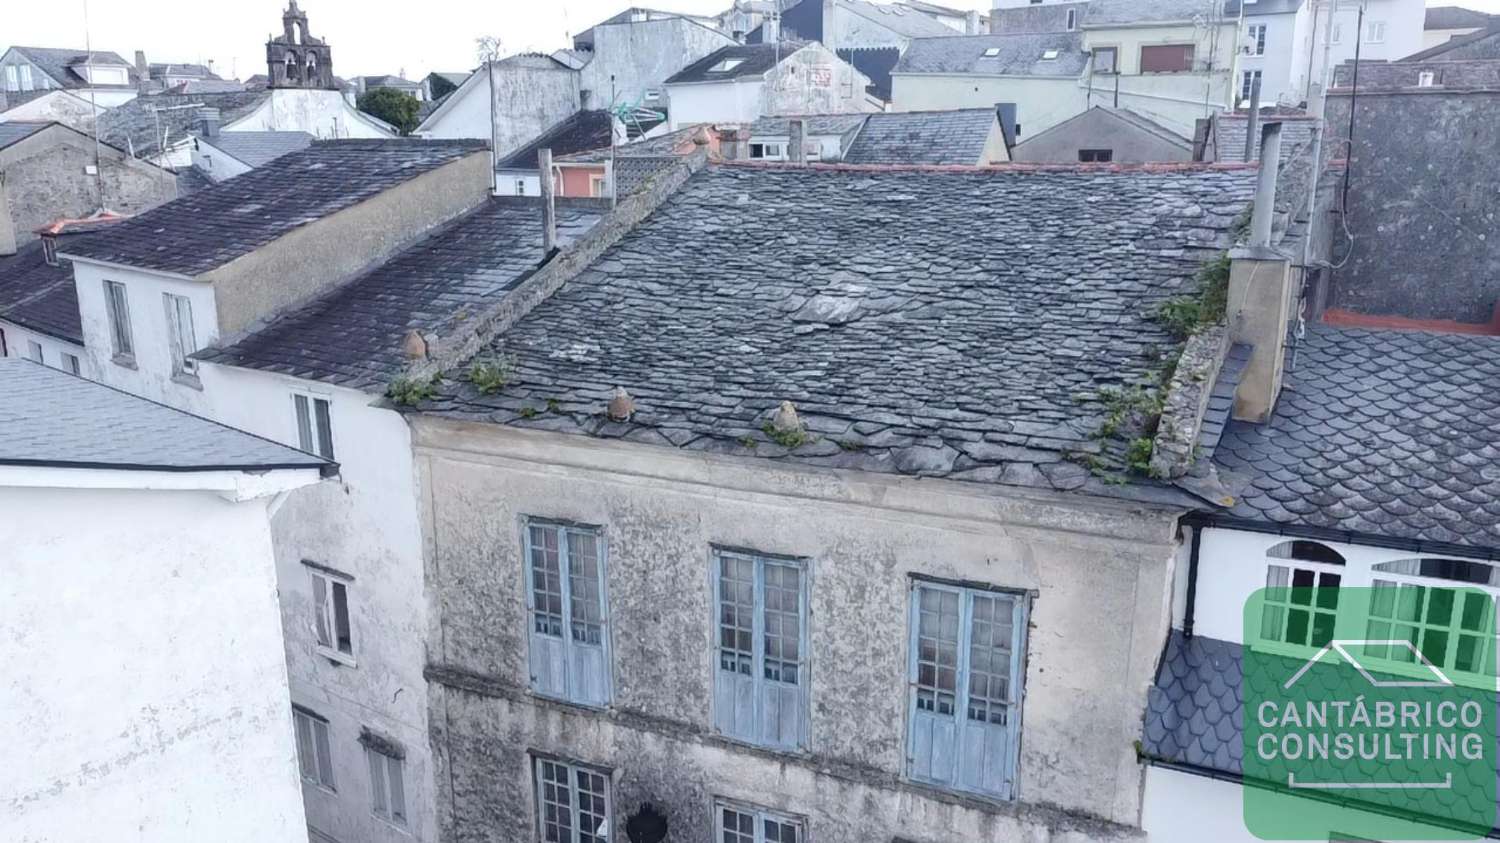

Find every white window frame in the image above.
[3,65,17,92]
[906,579,1028,800]
[308,565,355,665]
[162,292,198,377]
[713,797,806,843]
[1365,20,1386,44]
[26,340,43,364]
[524,519,613,707]
[293,707,337,791]
[1065,9,1077,30]
[749,142,784,161]
[1241,69,1263,103]
[292,391,334,459]
[711,548,810,751]
[18,65,33,91]
[1246,23,1267,55]
[1331,21,1343,44]
[102,279,134,360]
[1417,70,1437,87]
[533,757,612,843]
[62,352,80,375]
[366,744,407,828]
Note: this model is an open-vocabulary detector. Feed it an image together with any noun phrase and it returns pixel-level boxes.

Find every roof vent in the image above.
[769,400,805,437]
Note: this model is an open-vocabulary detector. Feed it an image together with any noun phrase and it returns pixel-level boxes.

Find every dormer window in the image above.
[710,58,744,73]
[41,235,59,267]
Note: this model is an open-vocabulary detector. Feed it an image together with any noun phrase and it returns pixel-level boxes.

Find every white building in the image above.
[0,46,140,109]
[0,356,330,843]
[56,138,492,843]
[1232,0,1305,106]
[1288,0,1426,98]
[664,41,879,129]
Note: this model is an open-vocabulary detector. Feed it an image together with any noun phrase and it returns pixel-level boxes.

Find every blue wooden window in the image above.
[907,580,1028,799]
[534,757,611,843]
[714,798,805,842]
[524,521,611,706]
[712,549,808,750]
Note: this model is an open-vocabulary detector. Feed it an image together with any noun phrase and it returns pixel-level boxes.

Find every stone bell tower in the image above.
[265,1,336,90]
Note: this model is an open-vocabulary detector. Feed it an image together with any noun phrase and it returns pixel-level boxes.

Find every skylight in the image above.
[982,47,1001,58]
[711,58,745,73]
[1041,49,1060,60]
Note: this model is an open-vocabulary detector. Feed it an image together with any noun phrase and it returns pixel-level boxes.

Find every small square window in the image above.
[1041,49,1060,60]
[1417,70,1438,87]
[293,393,335,459]
[293,706,336,791]
[308,565,354,663]
[982,47,1001,58]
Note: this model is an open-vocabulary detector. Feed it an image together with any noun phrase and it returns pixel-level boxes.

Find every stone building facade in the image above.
[266,1,337,90]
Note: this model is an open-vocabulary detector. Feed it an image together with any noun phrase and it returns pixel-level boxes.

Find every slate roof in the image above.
[201,130,315,169]
[196,199,600,390]
[841,0,963,38]
[96,91,271,160]
[1212,325,1500,554]
[1084,0,1240,26]
[0,240,83,344]
[165,79,247,95]
[7,46,136,90]
[496,111,615,169]
[842,109,998,165]
[559,124,711,162]
[420,164,1256,502]
[1426,5,1495,29]
[0,121,51,150]
[1240,0,1304,16]
[750,114,870,137]
[894,33,1088,77]
[666,42,811,83]
[61,139,487,277]
[838,45,901,100]
[0,357,330,473]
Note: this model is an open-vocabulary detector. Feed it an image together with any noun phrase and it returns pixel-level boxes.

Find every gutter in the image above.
[1180,512,1500,562]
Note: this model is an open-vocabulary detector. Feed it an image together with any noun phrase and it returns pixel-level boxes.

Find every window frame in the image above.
[1240,69,1263,103]
[18,64,32,91]
[102,279,135,362]
[532,755,612,843]
[1139,43,1195,73]
[365,744,408,828]
[26,340,43,364]
[292,706,337,792]
[308,565,356,665]
[905,577,1030,800]
[292,391,335,459]
[710,547,811,752]
[1365,20,1386,43]
[523,518,613,707]
[3,65,17,92]
[713,796,807,843]
[62,352,80,376]
[1246,23,1267,55]
[1078,148,1113,162]
[162,292,198,377]
[1091,46,1118,75]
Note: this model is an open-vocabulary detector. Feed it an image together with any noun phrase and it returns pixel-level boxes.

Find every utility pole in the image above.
[477,36,503,195]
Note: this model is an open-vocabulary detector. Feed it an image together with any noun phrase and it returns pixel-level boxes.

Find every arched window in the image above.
[1372,558,1499,587]
[307,52,318,75]
[1261,540,1344,649]
[1267,540,1346,566]
[285,52,299,82]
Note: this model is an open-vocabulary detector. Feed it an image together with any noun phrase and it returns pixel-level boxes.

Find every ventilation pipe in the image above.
[1228,121,1296,422]
[1249,121,1282,248]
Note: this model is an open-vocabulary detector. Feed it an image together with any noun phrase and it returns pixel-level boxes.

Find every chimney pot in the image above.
[607,387,635,421]
[402,329,428,359]
[770,400,803,435]
[196,107,221,138]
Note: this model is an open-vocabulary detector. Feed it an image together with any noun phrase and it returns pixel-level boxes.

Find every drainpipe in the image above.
[1183,524,1204,639]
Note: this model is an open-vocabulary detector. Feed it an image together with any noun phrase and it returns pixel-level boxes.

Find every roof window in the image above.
[982,47,1001,58]
[1041,49,1060,60]
[711,58,745,73]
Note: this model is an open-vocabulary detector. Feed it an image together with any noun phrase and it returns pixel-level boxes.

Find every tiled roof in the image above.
[421,164,1255,502]
[0,240,82,344]
[0,121,51,150]
[666,42,810,83]
[201,130,315,169]
[1212,325,1500,554]
[842,109,998,165]
[1426,5,1495,29]
[96,91,271,160]
[196,199,600,390]
[9,46,136,90]
[894,32,1088,77]
[1084,0,1239,26]
[0,357,330,473]
[61,139,487,277]
[496,111,615,169]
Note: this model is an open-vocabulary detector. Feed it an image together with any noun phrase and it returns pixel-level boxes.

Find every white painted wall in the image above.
[197,363,437,843]
[666,78,767,127]
[890,74,1085,140]
[229,89,394,139]
[415,71,493,139]
[1234,12,1302,106]
[191,138,254,182]
[1290,0,1425,96]
[0,319,84,375]
[0,482,307,843]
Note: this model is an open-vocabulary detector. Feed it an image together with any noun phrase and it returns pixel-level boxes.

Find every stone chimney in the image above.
[196,107,221,138]
[0,174,16,256]
[966,10,982,35]
[787,118,806,164]
[134,50,149,93]
[1228,121,1297,423]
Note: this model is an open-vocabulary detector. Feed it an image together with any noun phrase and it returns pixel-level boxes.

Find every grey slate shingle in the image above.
[0,121,51,150]
[496,110,615,169]
[422,163,1255,502]
[0,357,329,472]
[842,109,998,165]
[196,199,600,391]
[894,32,1088,77]
[666,42,810,83]
[8,46,136,90]
[96,91,271,160]
[1084,0,1240,26]
[61,139,487,277]
[200,131,314,169]
[1213,325,1500,554]
[0,239,83,344]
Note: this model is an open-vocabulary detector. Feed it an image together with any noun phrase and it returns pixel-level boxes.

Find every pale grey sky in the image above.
[6,0,1496,82]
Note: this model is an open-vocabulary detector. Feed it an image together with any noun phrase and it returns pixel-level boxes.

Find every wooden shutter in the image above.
[526,524,568,698]
[956,592,1026,799]
[907,583,961,785]
[565,529,610,706]
[760,560,805,749]
[714,553,759,741]
[1140,44,1194,72]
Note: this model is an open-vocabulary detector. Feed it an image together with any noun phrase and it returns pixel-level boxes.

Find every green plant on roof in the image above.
[1157,253,1231,341]
[386,374,440,407]
[761,420,808,449]
[467,354,515,395]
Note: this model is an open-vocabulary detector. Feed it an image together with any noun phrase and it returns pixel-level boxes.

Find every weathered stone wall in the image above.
[1323,88,1500,321]
[413,420,1183,843]
[0,126,176,247]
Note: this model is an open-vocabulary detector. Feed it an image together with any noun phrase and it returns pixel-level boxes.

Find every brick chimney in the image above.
[1228,122,1298,423]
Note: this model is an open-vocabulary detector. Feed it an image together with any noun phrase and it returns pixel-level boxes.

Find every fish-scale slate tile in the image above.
[197,199,600,391]
[61,139,487,277]
[0,356,328,471]
[426,164,1254,500]
[1215,325,1500,554]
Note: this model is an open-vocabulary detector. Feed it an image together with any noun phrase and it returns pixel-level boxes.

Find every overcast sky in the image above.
[7,0,1496,82]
